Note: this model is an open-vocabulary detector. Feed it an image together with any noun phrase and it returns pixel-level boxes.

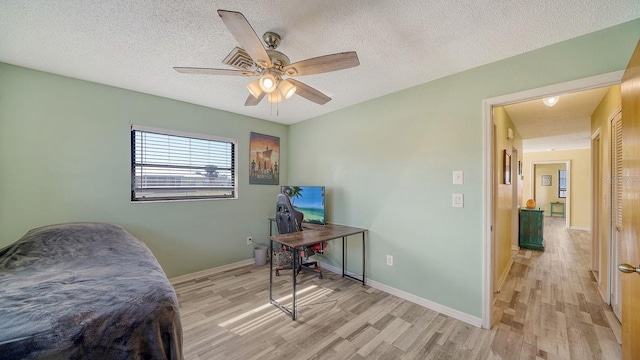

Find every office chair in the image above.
[274,193,324,279]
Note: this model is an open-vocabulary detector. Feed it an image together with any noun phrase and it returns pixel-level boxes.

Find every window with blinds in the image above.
[131,126,237,201]
[558,169,567,198]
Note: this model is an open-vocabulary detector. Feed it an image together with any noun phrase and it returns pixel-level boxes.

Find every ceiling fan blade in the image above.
[173,67,255,76]
[217,10,272,69]
[245,92,265,106]
[283,51,359,77]
[287,79,331,105]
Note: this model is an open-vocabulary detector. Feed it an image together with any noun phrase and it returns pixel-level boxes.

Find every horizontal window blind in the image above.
[558,169,567,198]
[131,127,236,201]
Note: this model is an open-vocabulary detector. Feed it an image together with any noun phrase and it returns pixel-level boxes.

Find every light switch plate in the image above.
[453,171,463,185]
[453,194,464,208]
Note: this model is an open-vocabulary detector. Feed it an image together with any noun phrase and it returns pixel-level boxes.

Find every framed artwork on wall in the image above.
[503,150,511,185]
[249,132,280,185]
[541,175,552,186]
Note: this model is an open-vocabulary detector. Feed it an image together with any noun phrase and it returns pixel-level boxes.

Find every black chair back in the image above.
[276,193,304,234]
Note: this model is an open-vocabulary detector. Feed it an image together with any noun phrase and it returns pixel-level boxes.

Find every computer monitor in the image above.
[280,186,326,225]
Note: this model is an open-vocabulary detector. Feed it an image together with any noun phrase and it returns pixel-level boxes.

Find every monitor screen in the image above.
[280,186,326,225]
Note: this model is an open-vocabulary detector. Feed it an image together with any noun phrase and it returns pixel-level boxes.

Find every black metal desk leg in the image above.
[269,239,273,300]
[342,237,345,278]
[292,248,297,320]
[362,232,366,286]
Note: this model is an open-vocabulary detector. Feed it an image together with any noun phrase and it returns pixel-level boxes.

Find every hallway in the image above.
[492,217,621,359]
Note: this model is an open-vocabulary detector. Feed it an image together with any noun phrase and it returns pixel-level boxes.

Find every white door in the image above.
[611,111,622,321]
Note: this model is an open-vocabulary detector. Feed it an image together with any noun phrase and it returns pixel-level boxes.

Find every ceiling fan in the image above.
[174,10,360,106]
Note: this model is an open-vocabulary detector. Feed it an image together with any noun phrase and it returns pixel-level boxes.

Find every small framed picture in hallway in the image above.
[542,175,552,186]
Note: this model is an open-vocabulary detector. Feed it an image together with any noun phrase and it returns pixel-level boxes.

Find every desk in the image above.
[268,221,367,320]
[550,202,565,218]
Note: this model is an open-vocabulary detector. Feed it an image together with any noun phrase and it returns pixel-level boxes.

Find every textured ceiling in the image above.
[0,1,638,125]
[503,87,610,152]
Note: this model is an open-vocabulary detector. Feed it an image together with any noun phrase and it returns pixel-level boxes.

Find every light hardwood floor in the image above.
[174,217,621,359]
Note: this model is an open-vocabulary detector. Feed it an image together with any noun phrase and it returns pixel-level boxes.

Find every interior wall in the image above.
[0,19,636,320]
[533,163,567,215]
[590,85,622,300]
[523,149,591,229]
[0,63,288,278]
[288,19,639,318]
[493,107,523,285]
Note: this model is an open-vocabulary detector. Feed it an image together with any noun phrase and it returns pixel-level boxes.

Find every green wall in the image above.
[0,63,288,278]
[288,20,640,317]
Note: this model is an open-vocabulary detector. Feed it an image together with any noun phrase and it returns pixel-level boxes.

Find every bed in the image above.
[0,222,183,359]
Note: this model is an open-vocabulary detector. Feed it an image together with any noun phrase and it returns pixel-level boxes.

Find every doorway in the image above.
[529,161,571,228]
[481,70,624,328]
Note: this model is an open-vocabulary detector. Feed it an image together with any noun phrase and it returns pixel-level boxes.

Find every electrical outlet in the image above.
[386,255,393,266]
[246,236,253,245]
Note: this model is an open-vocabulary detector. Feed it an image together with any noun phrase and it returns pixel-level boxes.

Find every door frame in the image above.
[610,108,623,321]
[591,128,601,277]
[529,160,571,229]
[511,146,520,250]
[481,70,624,328]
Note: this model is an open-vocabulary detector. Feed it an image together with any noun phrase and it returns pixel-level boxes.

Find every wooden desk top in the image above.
[269,223,367,248]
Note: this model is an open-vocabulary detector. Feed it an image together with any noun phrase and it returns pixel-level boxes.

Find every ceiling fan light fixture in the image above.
[176,11,359,107]
[267,90,283,104]
[543,96,559,107]
[278,79,297,99]
[259,73,277,93]
[246,78,262,98]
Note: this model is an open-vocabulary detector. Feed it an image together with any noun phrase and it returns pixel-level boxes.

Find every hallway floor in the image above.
[491,216,621,359]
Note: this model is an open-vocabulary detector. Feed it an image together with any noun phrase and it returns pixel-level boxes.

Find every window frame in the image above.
[130,125,238,202]
[558,169,567,198]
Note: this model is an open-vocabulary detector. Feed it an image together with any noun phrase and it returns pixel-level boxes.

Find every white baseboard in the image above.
[570,226,590,231]
[511,245,520,251]
[496,258,514,293]
[598,282,610,305]
[170,258,483,328]
[169,258,255,285]
[318,261,483,328]
[598,285,608,304]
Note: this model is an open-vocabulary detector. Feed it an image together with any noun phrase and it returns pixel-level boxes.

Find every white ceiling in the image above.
[1,1,638,125]
[504,87,610,152]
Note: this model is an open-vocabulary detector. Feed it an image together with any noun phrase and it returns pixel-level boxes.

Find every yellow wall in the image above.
[534,163,566,215]
[493,107,523,288]
[523,149,591,229]
[590,85,621,299]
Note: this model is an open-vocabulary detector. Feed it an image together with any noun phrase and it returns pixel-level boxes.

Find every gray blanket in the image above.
[0,223,183,359]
